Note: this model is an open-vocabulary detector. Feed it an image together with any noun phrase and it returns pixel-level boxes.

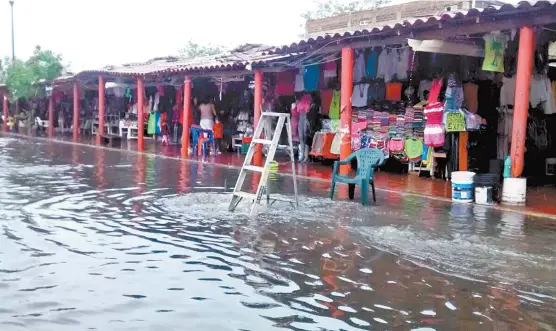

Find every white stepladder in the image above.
[228,112,299,216]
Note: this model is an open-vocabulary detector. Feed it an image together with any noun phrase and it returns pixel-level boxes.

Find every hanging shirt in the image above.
[294,69,305,92]
[396,48,411,81]
[329,90,341,120]
[352,84,370,108]
[353,52,366,83]
[275,70,295,96]
[377,49,394,82]
[147,112,157,135]
[366,49,379,78]
[323,61,337,78]
[303,64,320,92]
[385,82,402,101]
[368,81,386,101]
[482,33,509,72]
[463,82,479,113]
[500,76,516,106]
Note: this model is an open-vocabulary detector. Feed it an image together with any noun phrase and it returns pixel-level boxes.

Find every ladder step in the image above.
[243,165,264,172]
[261,112,288,117]
[252,138,273,145]
[233,191,256,200]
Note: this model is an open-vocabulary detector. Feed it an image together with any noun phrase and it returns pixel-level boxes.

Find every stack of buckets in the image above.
[451,171,476,203]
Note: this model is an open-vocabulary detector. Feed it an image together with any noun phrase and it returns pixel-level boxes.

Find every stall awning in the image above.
[408,39,484,58]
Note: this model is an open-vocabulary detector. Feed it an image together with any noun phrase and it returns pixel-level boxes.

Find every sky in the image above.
[0,0,315,72]
[0,0,523,73]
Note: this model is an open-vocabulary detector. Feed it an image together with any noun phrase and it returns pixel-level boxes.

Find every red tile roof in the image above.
[269,1,556,54]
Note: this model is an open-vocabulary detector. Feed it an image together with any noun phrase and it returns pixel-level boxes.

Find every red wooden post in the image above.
[73,81,80,141]
[98,76,105,137]
[510,26,535,178]
[137,76,145,151]
[253,70,263,166]
[181,77,192,156]
[48,95,54,137]
[340,48,354,174]
[2,92,8,132]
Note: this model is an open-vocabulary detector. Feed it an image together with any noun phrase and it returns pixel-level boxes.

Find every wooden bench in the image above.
[101,134,122,148]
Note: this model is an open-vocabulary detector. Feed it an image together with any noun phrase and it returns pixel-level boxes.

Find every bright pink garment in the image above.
[352,120,368,133]
[275,70,295,96]
[295,94,312,114]
[424,102,444,125]
[428,78,443,104]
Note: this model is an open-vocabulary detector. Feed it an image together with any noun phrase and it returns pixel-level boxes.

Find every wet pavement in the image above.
[1,136,556,331]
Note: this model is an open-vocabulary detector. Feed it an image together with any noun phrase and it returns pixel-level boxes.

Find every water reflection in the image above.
[0,137,555,330]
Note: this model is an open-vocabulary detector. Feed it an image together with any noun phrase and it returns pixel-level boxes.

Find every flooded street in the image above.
[1,136,555,330]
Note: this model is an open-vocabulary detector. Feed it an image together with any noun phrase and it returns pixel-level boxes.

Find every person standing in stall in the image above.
[198,97,216,131]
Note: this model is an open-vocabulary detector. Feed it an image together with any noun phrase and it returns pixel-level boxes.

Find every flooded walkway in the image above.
[0,136,555,330]
[12,131,556,218]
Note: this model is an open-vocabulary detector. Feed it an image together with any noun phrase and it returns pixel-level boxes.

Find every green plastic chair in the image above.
[329,148,384,205]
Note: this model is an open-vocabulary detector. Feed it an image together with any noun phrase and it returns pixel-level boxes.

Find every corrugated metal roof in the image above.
[70,44,301,79]
[270,1,556,54]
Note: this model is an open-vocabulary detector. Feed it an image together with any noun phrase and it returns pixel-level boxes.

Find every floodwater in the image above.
[1,136,555,331]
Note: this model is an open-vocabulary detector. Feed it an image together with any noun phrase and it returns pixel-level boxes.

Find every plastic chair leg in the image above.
[329,178,336,200]
[348,184,355,200]
[361,180,369,206]
[371,181,376,203]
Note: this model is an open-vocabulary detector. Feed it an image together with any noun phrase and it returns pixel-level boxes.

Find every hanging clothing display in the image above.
[463,82,479,113]
[482,33,509,72]
[424,79,445,147]
[323,61,337,78]
[368,81,386,101]
[352,84,370,108]
[294,69,305,92]
[385,82,402,101]
[329,90,341,120]
[530,74,556,114]
[275,70,296,96]
[395,47,411,81]
[366,49,379,79]
[147,112,157,135]
[303,64,320,92]
[353,51,366,83]
[444,75,464,111]
[320,89,334,115]
[405,138,424,162]
[376,49,392,82]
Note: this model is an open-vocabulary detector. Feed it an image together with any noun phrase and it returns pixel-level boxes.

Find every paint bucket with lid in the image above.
[451,171,475,203]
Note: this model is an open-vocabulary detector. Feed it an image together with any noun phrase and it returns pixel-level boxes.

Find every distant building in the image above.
[305,0,508,37]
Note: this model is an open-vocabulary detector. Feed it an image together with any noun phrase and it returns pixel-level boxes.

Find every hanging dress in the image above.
[147,112,157,135]
[424,79,445,147]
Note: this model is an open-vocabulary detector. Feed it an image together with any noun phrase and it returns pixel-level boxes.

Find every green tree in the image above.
[178,40,226,58]
[3,46,64,101]
[302,0,389,20]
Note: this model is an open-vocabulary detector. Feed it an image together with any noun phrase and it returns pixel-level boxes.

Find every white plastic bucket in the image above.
[451,171,475,203]
[502,177,527,205]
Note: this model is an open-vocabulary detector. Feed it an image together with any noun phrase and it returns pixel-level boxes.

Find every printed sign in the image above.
[445,111,466,132]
